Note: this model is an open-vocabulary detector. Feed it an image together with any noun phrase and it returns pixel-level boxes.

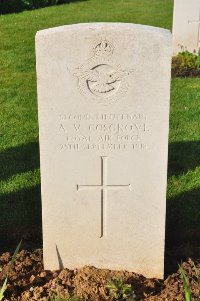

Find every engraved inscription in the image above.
[60,113,147,121]
[77,156,131,238]
[58,112,150,151]
[74,39,133,104]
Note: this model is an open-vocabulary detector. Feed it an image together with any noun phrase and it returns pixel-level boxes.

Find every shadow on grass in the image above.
[0,142,40,181]
[166,187,200,247]
[165,187,200,276]
[0,185,42,251]
[0,142,41,250]
[165,141,200,275]
[0,0,88,15]
[168,141,200,176]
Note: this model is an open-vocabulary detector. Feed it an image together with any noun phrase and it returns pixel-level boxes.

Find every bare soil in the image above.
[0,249,199,301]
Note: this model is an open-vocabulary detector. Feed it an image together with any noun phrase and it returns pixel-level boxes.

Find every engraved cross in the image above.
[77,156,131,238]
[188,9,200,48]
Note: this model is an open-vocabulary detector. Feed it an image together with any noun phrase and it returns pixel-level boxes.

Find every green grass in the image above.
[167,78,200,245]
[0,0,200,249]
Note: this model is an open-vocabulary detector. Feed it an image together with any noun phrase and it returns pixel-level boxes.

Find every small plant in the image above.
[172,50,200,77]
[47,275,83,301]
[179,264,191,301]
[191,261,200,300]
[195,49,200,68]
[48,294,66,301]
[0,241,22,301]
[106,278,136,301]
[49,295,67,301]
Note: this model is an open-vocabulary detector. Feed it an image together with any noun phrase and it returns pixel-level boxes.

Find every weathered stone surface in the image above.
[173,0,200,54]
[36,23,172,278]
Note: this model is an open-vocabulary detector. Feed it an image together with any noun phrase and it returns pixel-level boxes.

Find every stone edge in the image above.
[35,22,171,40]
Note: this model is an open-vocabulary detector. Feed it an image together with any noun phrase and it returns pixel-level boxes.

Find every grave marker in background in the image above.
[173,0,200,54]
[36,23,172,278]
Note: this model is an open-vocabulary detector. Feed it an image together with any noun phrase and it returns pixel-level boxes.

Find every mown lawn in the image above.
[167,78,200,246]
[0,0,200,249]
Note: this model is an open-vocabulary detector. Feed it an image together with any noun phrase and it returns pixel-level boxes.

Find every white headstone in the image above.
[173,0,200,54]
[36,23,172,279]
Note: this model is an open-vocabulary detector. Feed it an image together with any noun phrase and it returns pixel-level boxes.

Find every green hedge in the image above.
[0,0,70,14]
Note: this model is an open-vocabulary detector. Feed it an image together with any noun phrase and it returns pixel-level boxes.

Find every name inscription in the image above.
[58,113,150,152]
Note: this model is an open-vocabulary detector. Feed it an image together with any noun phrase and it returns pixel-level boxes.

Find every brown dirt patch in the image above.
[0,249,199,300]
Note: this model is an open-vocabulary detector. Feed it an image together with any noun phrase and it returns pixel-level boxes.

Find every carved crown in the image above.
[94,39,113,57]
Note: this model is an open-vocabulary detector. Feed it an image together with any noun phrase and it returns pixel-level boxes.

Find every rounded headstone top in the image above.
[36,22,171,39]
